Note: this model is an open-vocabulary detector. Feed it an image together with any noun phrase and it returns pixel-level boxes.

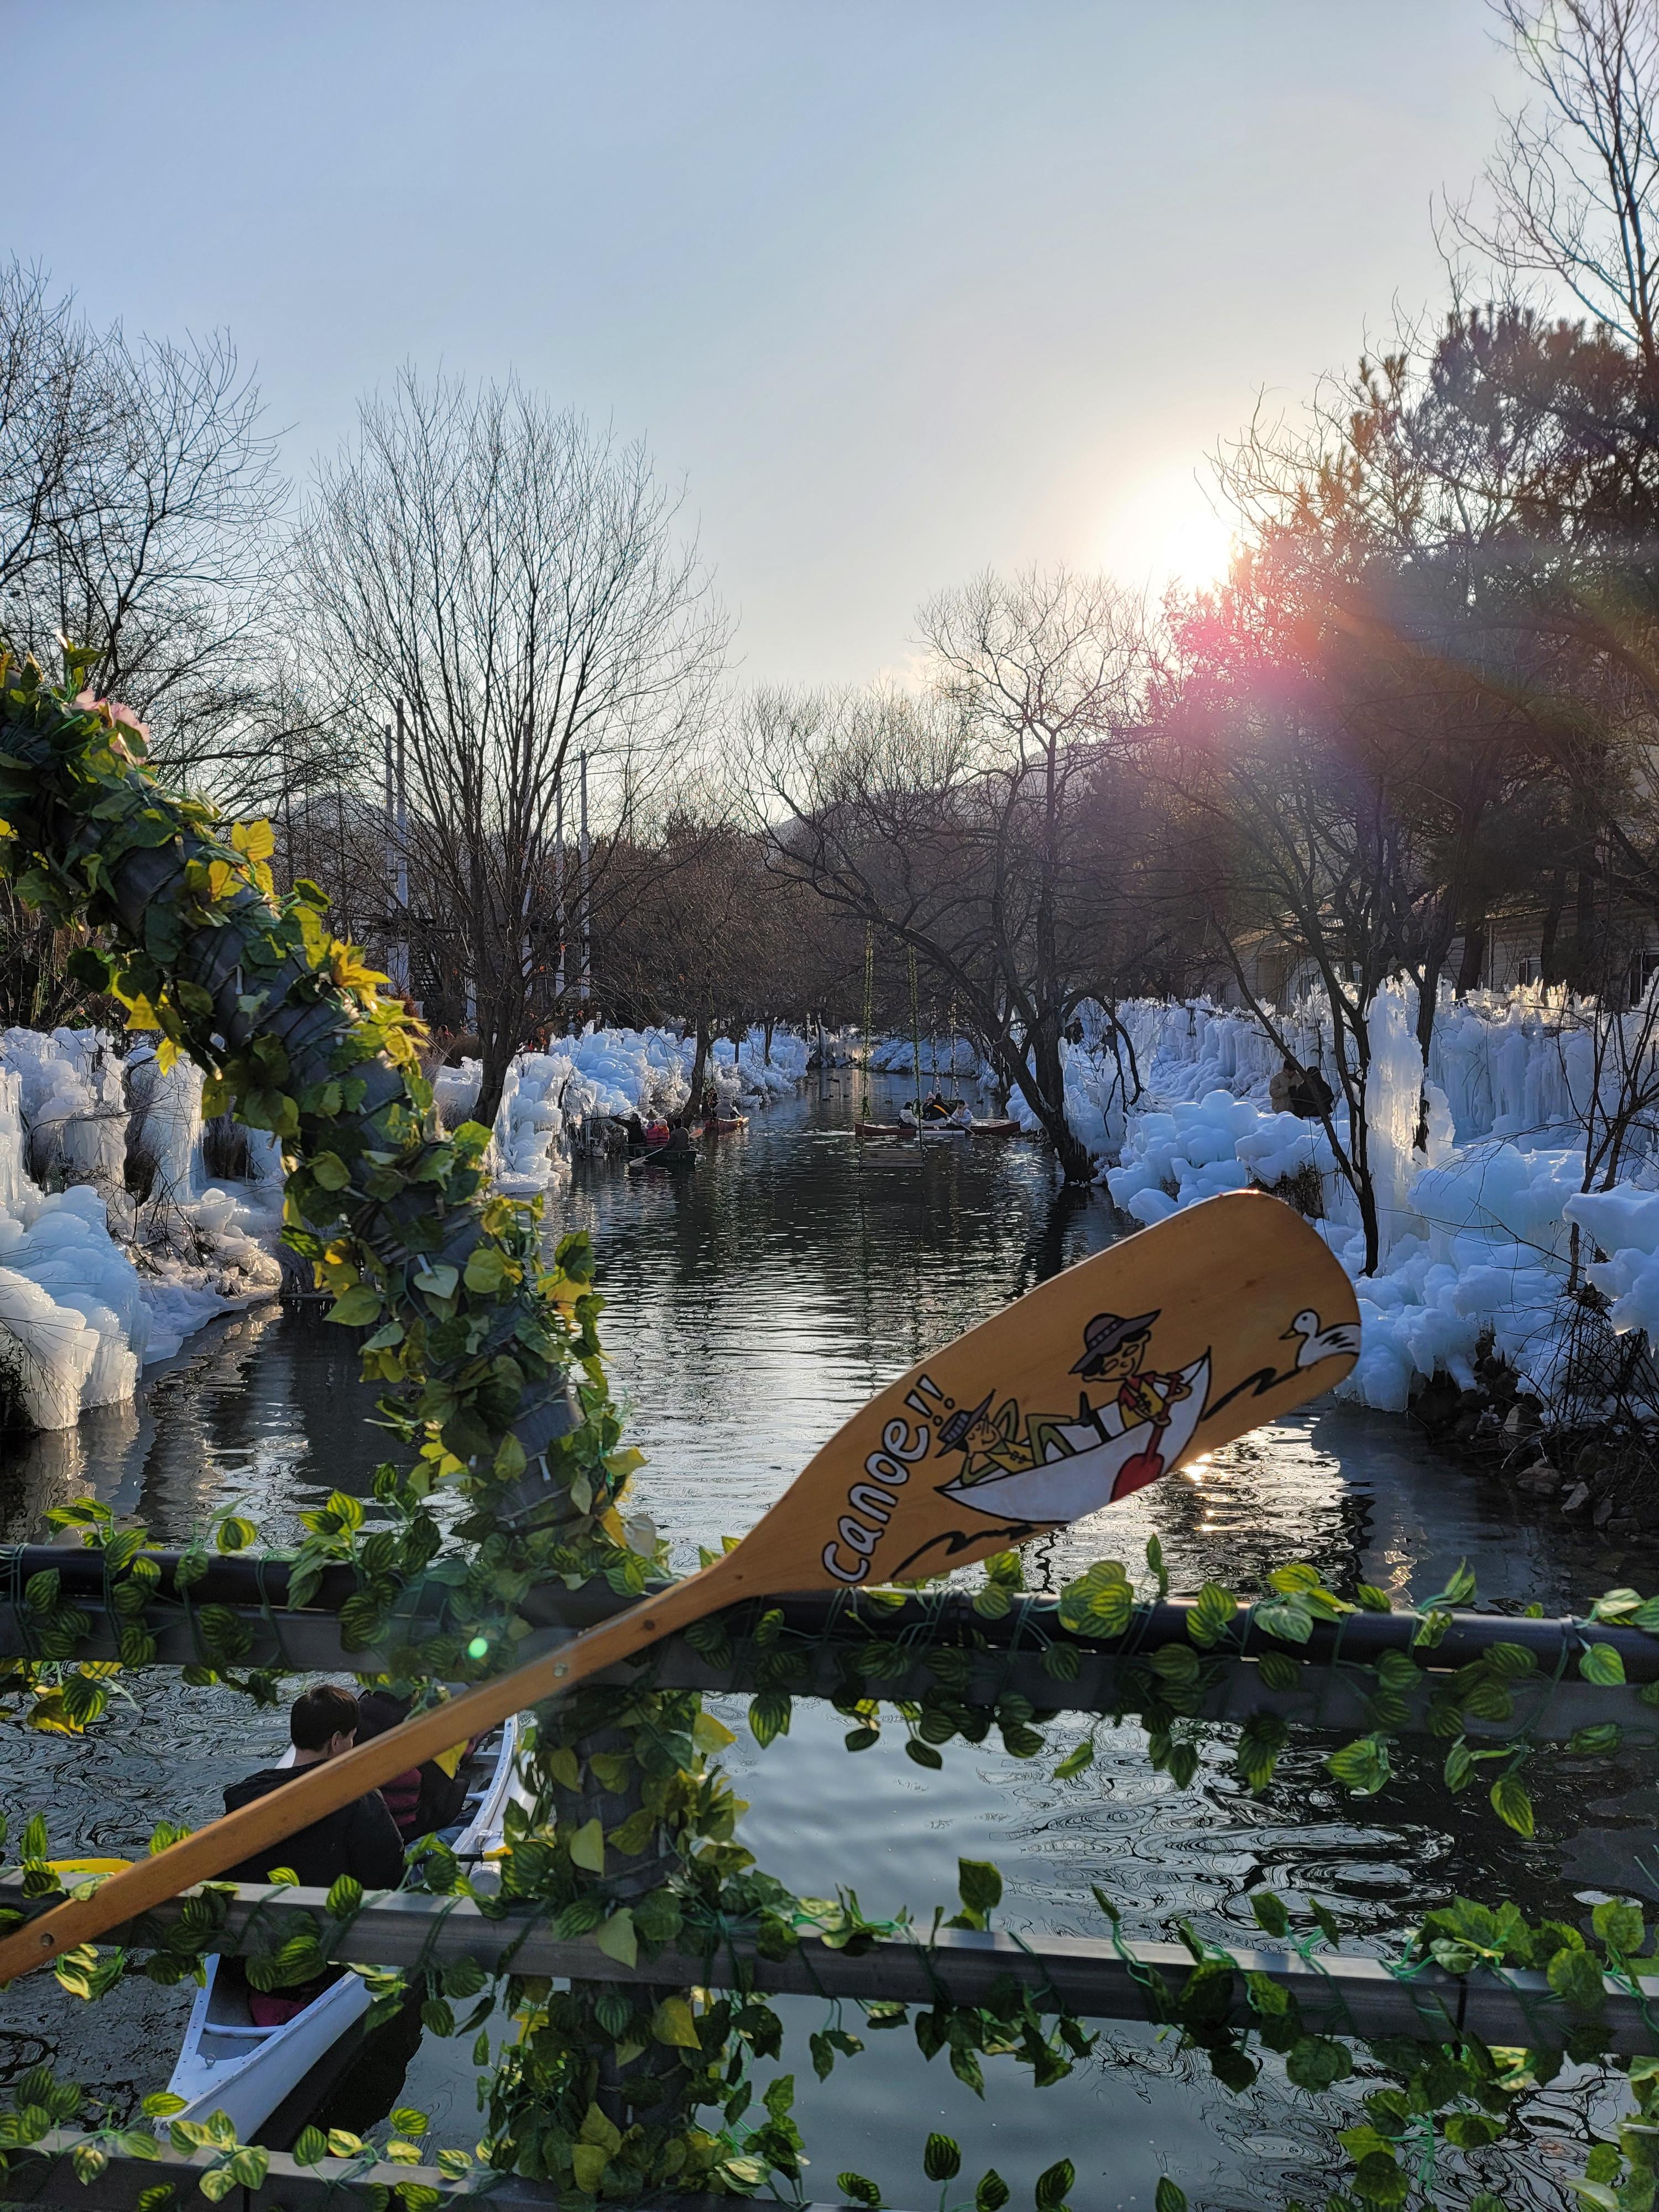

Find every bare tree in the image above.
[1452,0,1659,365]
[746,571,1150,1181]
[0,261,288,806]
[600,818,790,1099]
[293,371,728,1123]
[0,262,97,601]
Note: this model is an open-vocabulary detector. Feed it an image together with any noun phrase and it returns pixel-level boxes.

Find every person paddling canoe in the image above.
[1071,1308,1192,1494]
[220,1684,404,2025]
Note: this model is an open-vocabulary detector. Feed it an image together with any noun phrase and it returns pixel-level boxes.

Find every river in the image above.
[1,1070,1652,2209]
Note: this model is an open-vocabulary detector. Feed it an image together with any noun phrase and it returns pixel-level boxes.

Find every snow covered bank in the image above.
[867,1035,983,1082]
[431,1024,815,1192]
[1082,984,1659,1420]
[0,1030,283,1430]
[0,1014,815,1428]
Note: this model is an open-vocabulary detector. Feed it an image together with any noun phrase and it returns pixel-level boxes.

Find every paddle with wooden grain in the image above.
[0,1189,1359,1983]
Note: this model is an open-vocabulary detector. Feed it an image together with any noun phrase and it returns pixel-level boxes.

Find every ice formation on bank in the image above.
[867,1035,983,1082]
[0,1031,284,1431]
[0,1015,814,1431]
[431,1025,813,1192]
[1058,980,1659,1417]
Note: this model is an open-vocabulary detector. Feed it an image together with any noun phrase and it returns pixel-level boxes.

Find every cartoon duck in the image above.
[1281,1310,1361,1368]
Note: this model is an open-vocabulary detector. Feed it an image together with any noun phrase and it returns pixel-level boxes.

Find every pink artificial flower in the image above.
[72,690,150,756]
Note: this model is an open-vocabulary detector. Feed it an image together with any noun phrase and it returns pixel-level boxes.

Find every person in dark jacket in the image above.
[221,1684,405,2026]
[354,1689,470,1843]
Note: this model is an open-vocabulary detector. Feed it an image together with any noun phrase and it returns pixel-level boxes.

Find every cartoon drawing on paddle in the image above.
[933,1304,1357,1527]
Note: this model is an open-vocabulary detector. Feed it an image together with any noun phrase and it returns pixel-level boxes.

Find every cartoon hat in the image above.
[936,1391,995,1452]
[1071,1309,1159,1375]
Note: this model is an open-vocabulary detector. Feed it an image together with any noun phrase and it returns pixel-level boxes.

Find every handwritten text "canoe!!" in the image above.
[821,1375,945,1583]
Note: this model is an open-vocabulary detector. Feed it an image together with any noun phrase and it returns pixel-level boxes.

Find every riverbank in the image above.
[0,1019,816,1433]
[982,989,1659,1428]
[941,984,1659,1537]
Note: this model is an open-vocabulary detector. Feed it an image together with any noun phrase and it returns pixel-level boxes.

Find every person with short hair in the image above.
[220,1684,405,2026]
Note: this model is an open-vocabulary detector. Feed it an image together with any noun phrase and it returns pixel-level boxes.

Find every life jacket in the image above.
[378,1765,424,1838]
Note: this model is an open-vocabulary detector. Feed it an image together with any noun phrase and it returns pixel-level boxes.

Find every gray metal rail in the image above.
[2,1552,1651,1741]
[12,1881,1646,2054]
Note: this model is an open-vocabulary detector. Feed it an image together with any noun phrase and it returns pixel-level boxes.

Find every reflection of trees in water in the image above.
[1011,1181,1102,1298]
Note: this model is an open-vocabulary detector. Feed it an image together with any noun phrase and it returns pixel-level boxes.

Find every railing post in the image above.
[546,1703,685,2131]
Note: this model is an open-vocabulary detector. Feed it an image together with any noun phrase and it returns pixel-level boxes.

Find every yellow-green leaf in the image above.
[463,1246,510,1293]
[1580,1642,1626,1687]
[650,1996,702,2049]
[595,1908,638,1967]
[578,2104,623,2155]
[567,1818,605,1872]
[571,2145,609,2194]
[1490,1772,1535,1837]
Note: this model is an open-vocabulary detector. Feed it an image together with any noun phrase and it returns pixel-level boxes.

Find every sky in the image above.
[5,1,1517,687]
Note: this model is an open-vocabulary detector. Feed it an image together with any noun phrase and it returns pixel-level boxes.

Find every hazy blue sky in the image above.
[7,2,1515,684]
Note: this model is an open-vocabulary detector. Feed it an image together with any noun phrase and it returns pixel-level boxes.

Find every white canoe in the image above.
[940,1354,1211,1524]
[166,1715,521,2136]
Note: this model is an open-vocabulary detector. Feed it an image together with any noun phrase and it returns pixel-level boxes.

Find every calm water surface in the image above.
[2,1071,1655,2209]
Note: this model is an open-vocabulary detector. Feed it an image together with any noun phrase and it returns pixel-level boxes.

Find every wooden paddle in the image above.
[0,1190,1358,1984]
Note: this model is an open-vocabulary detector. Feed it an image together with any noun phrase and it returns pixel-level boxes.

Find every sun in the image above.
[1093,465,1236,596]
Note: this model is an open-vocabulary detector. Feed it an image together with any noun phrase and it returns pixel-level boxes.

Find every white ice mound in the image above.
[0,1183,145,1426]
[1081,977,1659,1416]
[474,1024,815,1191]
[0,1035,286,1431]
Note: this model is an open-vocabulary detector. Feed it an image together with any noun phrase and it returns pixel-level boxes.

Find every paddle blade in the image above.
[714,1191,1358,1594]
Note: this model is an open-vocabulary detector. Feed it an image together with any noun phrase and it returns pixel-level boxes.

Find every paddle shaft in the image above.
[0,1564,727,1983]
[0,1193,1358,1983]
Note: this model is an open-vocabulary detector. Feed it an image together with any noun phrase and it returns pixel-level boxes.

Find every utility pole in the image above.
[579,746,592,1014]
[384,700,411,1001]
[553,766,566,1009]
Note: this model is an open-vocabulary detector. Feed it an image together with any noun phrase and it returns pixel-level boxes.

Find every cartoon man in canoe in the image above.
[935,1392,1073,1485]
[1068,1307,1192,1495]
[936,1305,1199,1513]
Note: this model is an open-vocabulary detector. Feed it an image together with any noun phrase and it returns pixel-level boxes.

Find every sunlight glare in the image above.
[1093,465,1235,596]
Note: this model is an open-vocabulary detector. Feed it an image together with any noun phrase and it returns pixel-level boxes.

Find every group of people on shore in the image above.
[1268,1056,1335,1120]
